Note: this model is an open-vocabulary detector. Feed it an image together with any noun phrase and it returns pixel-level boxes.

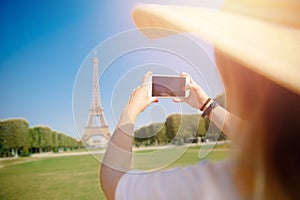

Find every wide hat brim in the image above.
[132,4,300,95]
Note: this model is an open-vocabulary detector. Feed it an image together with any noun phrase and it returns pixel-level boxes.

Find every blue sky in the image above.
[0,0,224,139]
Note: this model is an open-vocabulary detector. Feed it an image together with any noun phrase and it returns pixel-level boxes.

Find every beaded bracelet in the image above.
[200,98,211,111]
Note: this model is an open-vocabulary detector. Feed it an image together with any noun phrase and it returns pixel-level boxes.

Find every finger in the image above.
[181,72,192,79]
[151,98,159,103]
[146,97,158,106]
[181,72,195,84]
[142,71,152,86]
[129,88,137,101]
[131,87,138,95]
[173,98,184,103]
[183,82,197,91]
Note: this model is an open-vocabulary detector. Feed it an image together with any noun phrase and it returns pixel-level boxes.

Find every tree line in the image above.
[134,94,226,147]
[0,118,83,157]
[134,114,226,147]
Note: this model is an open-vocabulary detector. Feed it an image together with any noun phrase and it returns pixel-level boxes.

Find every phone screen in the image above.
[152,76,186,97]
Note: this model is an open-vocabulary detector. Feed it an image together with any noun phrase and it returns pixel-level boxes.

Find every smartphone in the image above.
[148,75,190,98]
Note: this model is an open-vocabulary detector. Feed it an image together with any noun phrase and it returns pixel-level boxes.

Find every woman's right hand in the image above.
[173,72,210,110]
[126,71,158,122]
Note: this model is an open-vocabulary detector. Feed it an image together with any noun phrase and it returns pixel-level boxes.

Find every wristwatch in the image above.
[201,101,219,117]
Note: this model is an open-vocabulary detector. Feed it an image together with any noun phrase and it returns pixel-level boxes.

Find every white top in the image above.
[115,161,241,200]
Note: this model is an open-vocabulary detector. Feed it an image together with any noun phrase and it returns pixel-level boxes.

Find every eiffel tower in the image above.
[81,54,111,144]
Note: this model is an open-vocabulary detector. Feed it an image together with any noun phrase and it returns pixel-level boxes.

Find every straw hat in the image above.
[132,0,300,95]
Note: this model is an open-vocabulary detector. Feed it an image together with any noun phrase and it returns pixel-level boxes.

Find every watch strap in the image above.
[201,101,218,117]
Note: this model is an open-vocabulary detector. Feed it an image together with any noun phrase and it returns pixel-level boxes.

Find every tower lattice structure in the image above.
[81,55,111,143]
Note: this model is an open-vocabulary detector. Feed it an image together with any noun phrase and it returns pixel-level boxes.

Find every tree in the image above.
[77,140,84,149]
[31,126,53,152]
[155,124,167,144]
[52,131,59,152]
[0,119,29,157]
[197,117,207,138]
[134,122,168,146]
[213,93,228,141]
[147,123,164,145]
[134,114,211,146]
[166,114,201,144]
[182,115,198,136]
[29,127,40,153]
[165,114,181,141]
[134,126,148,146]
[1,117,83,156]
[57,133,66,151]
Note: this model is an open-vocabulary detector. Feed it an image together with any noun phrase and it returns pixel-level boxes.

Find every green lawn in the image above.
[0,145,228,200]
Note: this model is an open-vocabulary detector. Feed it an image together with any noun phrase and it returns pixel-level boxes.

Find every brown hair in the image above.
[260,80,300,199]
[216,49,300,199]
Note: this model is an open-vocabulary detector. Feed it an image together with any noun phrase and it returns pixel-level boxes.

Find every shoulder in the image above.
[115,160,238,200]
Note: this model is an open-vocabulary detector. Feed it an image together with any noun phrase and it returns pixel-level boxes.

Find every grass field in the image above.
[0,144,229,200]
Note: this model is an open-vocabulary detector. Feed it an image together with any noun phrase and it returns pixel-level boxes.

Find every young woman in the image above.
[101,0,300,199]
